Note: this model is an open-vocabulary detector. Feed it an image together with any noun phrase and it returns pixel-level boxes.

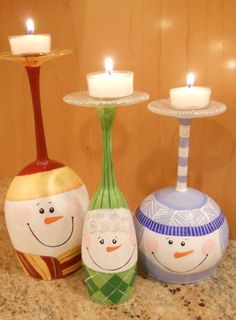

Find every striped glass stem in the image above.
[89,107,128,210]
[176,118,192,191]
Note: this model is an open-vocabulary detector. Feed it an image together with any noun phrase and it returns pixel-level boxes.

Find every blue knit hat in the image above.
[135,187,225,237]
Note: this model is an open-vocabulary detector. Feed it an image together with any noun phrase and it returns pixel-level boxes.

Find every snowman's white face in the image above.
[141,229,222,274]
[5,186,89,257]
[82,208,137,273]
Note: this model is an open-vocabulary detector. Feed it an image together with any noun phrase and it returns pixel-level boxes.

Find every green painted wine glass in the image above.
[64,91,149,304]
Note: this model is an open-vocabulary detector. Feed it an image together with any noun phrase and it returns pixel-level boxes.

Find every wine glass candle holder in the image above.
[1,50,89,280]
[64,91,149,304]
[135,100,229,284]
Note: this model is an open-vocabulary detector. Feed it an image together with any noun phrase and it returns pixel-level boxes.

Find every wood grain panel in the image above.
[0,0,236,239]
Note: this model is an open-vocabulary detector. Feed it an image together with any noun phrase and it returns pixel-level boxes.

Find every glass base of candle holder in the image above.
[64,90,149,304]
[63,90,149,107]
[147,99,226,119]
[0,49,72,67]
[134,187,229,284]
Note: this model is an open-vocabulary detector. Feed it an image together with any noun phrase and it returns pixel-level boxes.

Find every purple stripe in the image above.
[178,157,188,166]
[177,175,187,183]
[212,220,216,229]
[176,227,179,236]
[179,137,189,148]
[161,224,164,233]
[151,220,155,229]
[135,208,225,237]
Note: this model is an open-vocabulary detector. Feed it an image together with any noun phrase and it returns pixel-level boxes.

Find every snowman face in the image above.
[82,208,137,273]
[5,186,89,257]
[141,229,222,274]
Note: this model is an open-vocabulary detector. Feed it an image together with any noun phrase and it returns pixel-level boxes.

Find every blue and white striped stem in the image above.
[176,118,192,191]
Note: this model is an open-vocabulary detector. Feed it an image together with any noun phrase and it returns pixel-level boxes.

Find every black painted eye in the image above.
[112,239,117,244]
[49,207,54,213]
[39,208,45,214]
[181,241,185,246]
[99,239,104,245]
[168,240,173,245]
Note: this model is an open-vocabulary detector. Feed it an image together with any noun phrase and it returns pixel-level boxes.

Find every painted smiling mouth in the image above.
[86,245,136,271]
[27,217,74,248]
[152,251,208,273]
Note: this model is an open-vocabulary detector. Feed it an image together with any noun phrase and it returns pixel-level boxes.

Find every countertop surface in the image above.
[0,178,235,320]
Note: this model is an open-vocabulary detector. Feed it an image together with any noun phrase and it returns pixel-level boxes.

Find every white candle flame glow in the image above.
[187,72,195,88]
[105,57,113,76]
[26,18,35,34]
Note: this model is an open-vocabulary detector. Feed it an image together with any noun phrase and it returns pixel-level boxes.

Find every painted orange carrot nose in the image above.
[174,250,194,259]
[106,244,122,253]
[44,216,63,224]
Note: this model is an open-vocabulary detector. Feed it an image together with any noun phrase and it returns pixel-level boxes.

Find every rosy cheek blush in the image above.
[130,233,137,246]
[82,235,90,248]
[68,197,82,214]
[14,208,31,225]
[147,237,158,252]
[202,239,215,255]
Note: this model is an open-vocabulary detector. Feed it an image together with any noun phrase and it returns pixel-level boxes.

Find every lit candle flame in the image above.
[105,57,113,76]
[26,18,35,35]
[187,72,195,88]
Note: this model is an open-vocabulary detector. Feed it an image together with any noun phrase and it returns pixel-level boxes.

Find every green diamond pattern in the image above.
[84,264,137,304]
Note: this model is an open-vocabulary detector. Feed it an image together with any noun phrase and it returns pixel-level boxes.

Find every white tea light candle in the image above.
[8,18,51,55]
[170,73,211,109]
[87,57,134,98]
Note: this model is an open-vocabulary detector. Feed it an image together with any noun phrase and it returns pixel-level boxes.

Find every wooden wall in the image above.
[0,0,236,239]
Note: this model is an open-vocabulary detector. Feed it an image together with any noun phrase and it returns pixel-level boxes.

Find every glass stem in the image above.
[89,107,128,210]
[25,66,49,162]
[100,107,116,191]
[176,118,192,191]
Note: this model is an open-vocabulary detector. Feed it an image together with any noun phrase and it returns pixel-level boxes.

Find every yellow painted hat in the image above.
[6,166,83,201]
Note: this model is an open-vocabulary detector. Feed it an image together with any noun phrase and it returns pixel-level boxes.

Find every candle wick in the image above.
[187,84,192,88]
[28,30,33,35]
[108,70,112,76]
